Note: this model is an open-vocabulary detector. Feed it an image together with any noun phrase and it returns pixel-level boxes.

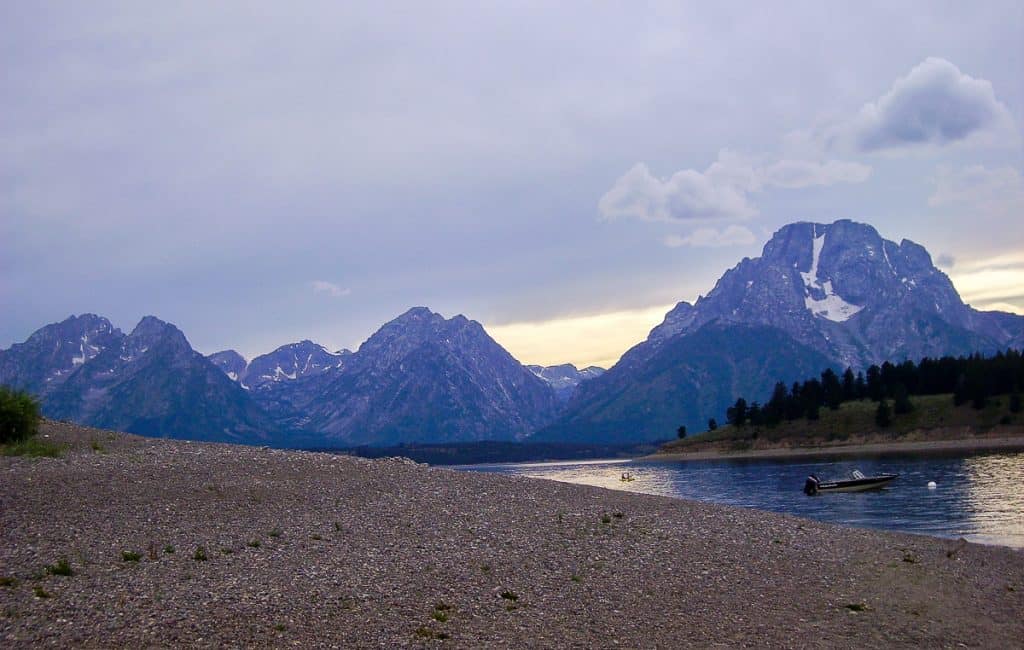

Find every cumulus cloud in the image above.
[311,281,352,298]
[599,152,871,222]
[836,58,1015,152]
[598,162,757,222]
[664,225,757,248]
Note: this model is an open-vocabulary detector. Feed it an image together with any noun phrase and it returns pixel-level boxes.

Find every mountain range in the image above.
[2,219,1020,446]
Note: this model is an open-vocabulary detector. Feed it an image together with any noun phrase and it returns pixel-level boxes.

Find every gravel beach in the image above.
[2,421,1022,648]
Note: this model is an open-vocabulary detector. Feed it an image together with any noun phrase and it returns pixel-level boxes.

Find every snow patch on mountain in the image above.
[799,227,863,322]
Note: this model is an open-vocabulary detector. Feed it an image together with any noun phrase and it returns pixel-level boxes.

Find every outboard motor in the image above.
[803,475,819,496]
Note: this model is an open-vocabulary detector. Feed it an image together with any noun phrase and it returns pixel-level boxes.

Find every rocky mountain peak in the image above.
[208,350,247,380]
[122,316,191,360]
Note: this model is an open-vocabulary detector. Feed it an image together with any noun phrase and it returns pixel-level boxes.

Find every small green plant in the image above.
[90,439,105,453]
[164,545,175,554]
[570,574,581,583]
[247,539,261,548]
[845,602,869,612]
[0,386,41,444]
[480,564,491,573]
[612,512,624,519]
[269,529,282,538]
[600,514,612,524]
[0,577,18,587]
[45,558,73,576]
[500,590,518,602]
[411,626,436,642]
[220,548,233,555]
[193,546,208,561]
[121,551,141,562]
[311,534,322,541]
[33,586,51,599]
[334,521,342,532]
[431,610,449,622]
[272,623,287,632]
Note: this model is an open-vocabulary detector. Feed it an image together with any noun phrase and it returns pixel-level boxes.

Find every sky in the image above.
[2,1,1023,369]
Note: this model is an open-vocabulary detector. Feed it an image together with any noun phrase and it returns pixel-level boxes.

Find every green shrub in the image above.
[122,551,141,562]
[46,558,73,576]
[0,386,41,444]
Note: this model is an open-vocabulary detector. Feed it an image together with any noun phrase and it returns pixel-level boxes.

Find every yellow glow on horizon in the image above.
[487,304,675,370]
[949,264,1024,313]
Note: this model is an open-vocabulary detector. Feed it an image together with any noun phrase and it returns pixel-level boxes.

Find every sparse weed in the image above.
[247,539,261,548]
[311,534,322,541]
[121,551,141,562]
[45,558,73,576]
[500,590,518,602]
[33,586,51,598]
[600,514,612,524]
[193,546,208,561]
[0,577,18,587]
[272,623,287,632]
[164,545,175,554]
[269,529,282,538]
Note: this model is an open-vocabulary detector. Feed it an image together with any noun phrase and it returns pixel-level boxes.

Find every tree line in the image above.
[714,349,1024,431]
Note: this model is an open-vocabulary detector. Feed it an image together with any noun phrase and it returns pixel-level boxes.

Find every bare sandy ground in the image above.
[2,420,1022,647]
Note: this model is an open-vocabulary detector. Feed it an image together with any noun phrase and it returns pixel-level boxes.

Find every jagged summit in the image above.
[538,219,1023,443]
[526,363,606,403]
[639,219,1008,369]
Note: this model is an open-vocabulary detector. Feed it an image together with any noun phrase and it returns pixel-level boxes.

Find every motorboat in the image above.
[803,469,897,495]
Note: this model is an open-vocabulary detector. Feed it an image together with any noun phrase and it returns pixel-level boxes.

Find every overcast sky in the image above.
[3,2,1023,368]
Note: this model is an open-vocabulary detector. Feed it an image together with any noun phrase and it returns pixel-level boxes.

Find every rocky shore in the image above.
[2,421,1022,647]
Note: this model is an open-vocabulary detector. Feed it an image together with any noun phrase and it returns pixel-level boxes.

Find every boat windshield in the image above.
[851,469,865,480]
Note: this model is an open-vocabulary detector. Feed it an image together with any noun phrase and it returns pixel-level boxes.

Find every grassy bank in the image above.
[659,393,1023,456]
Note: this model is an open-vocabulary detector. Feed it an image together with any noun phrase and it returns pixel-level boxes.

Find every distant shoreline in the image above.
[646,434,1024,462]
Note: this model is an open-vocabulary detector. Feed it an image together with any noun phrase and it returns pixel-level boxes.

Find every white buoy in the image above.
[927,481,937,489]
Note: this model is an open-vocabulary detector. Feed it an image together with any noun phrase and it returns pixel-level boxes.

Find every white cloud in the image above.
[832,58,1015,152]
[664,225,756,248]
[310,281,352,298]
[599,151,871,222]
[929,165,1024,214]
[598,162,757,222]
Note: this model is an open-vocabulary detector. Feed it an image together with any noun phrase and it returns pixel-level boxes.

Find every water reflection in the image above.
[460,451,1024,549]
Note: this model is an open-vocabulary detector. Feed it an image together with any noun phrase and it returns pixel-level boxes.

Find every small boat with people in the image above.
[803,469,898,495]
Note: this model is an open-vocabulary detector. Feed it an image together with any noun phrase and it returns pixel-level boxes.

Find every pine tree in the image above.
[676,425,687,439]
[707,418,718,431]
[875,399,892,427]
[893,382,913,415]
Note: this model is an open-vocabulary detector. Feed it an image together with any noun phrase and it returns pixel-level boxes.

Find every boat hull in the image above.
[813,474,897,493]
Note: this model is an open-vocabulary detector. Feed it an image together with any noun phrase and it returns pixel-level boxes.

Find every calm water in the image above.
[459,452,1024,549]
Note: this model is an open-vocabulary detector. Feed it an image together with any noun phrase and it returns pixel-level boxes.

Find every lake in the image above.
[458,451,1024,549]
